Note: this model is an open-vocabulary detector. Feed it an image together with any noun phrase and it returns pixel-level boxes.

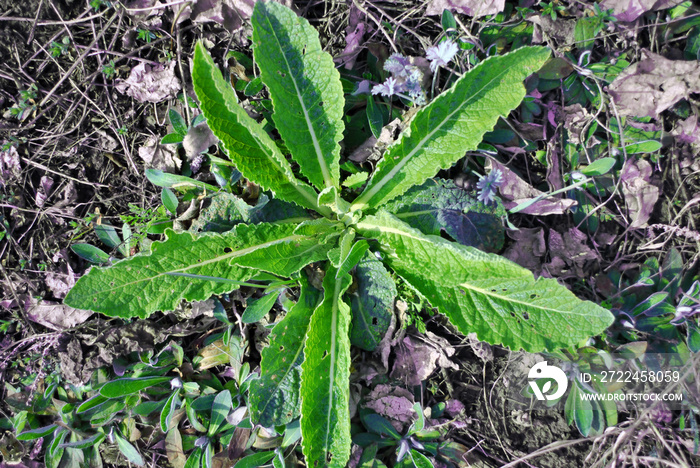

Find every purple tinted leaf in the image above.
[383,178,506,252]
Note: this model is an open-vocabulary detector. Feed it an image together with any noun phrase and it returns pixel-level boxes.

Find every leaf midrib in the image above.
[323,273,343,455]
[79,234,308,297]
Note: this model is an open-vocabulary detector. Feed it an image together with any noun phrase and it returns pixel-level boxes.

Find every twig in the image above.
[38,12,118,107]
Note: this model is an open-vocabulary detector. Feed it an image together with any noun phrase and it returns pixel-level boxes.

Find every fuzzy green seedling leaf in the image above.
[161,391,181,433]
[17,424,58,441]
[58,433,105,450]
[94,224,121,250]
[351,47,551,212]
[233,451,276,468]
[169,109,187,135]
[208,390,233,437]
[252,1,344,190]
[99,376,171,398]
[114,431,145,466]
[161,188,179,215]
[145,169,219,193]
[240,290,282,323]
[71,243,110,264]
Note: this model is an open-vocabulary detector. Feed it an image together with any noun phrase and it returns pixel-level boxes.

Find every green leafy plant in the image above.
[49,37,71,58]
[65,2,614,466]
[354,403,468,467]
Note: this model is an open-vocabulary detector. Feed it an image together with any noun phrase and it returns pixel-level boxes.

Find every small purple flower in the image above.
[384,53,412,76]
[352,79,372,95]
[426,39,459,72]
[476,169,503,204]
[372,76,399,97]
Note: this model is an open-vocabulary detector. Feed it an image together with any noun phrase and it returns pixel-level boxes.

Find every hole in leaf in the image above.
[326,453,332,462]
[502,288,507,292]
[322,351,328,359]
[279,345,284,351]
[372,317,378,325]
[509,312,516,317]
[319,101,324,107]
[459,289,466,295]
[490,289,497,293]
[278,71,286,77]
[224,247,233,253]
[110,281,115,287]
[530,294,538,299]
[522,312,530,320]
[93,298,97,303]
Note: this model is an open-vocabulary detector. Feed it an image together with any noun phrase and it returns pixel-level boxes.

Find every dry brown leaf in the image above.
[487,159,577,215]
[26,299,92,331]
[390,332,457,386]
[0,146,21,188]
[364,384,415,432]
[599,0,684,22]
[183,123,218,158]
[138,135,181,172]
[165,428,187,468]
[608,50,700,118]
[671,114,699,144]
[175,0,292,32]
[620,158,659,228]
[503,227,546,274]
[115,62,181,103]
[543,227,598,278]
[425,0,504,17]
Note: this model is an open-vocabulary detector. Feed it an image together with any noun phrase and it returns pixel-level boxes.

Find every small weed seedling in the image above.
[65,2,614,466]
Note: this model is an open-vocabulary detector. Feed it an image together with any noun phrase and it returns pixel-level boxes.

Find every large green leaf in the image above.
[252,1,343,190]
[382,178,506,252]
[357,211,614,352]
[350,47,550,212]
[300,264,353,467]
[190,192,269,233]
[349,252,396,352]
[192,42,322,213]
[249,275,322,427]
[64,224,329,318]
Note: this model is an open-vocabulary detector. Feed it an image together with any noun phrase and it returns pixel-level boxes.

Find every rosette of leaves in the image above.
[65,2,614,466]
